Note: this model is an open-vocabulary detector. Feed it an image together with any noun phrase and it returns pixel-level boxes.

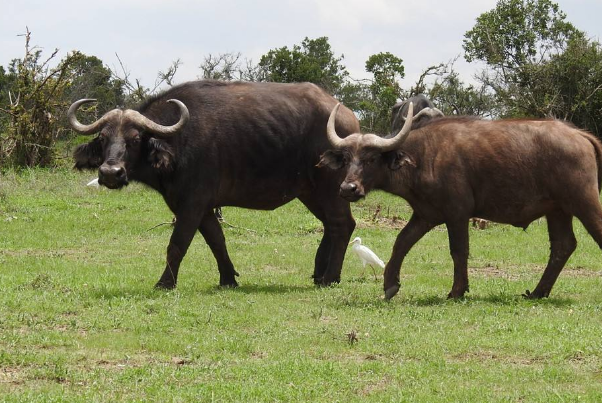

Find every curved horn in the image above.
[365,102,414,152]
[325,103,350,149]
[123,99,189,137]
[68,99,121,134]
[413,107,444,120]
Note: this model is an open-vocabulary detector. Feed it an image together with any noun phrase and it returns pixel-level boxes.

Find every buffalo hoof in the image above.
[447,290,467,299]
[317,277,340,287]
[155,281,176,290]
[219,280,239,288]
[384,285,400,300]
[522,289,549,299]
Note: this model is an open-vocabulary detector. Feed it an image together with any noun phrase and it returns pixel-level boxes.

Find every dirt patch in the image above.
[356,216,408,230]
[470,265,602,280]
[562,267,602,278]
[0,367,26,385]
[450,350,546,366]
[469,266,524,280]
[358,375,394,397]
[0,248,84,259]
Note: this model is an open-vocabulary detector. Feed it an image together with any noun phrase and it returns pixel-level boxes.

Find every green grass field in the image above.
[1,168,602,402]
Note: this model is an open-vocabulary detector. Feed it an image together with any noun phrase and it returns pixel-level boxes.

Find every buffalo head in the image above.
[68,99,189,189]
[318,102,421,201]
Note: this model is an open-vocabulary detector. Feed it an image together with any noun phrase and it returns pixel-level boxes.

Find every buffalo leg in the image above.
[155,212,203,289]
[526,211,576,299]
[446,219,470,299]
[384,214,434,300]
[299,195,355,285]
[198,211,239,287]
[571,192,602,250]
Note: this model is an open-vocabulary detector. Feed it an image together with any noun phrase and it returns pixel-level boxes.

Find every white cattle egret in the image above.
[348,237,385,280]
[87,178,99,187]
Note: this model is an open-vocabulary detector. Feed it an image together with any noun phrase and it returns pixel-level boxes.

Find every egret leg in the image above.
[370,264,378,282]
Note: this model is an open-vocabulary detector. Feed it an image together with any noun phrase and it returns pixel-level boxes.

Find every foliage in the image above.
[111,54,181,106]
[0,29,83,168]
[526,33,602,133]
[59,54,125,139]
[462,0,602,135]
[0,66,11,138]
[64,55,124,113]
[356,52,405,133]
[199,52,261,81]
[463,0,576,69]
[426,63,497,117]
[257,37,349,97]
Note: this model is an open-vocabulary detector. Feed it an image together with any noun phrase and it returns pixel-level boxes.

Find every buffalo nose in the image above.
[100,164,124,178]
[98,164,127,188]
[339,181,364,201]
[341,182,357,193]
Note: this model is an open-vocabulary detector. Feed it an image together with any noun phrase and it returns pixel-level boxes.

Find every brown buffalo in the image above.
[319,103,602,300]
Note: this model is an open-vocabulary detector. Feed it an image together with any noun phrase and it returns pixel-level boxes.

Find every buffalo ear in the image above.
[317,150,345,170]
[147,137,175,172]
[386,150,415,171]
[73,138,103,170]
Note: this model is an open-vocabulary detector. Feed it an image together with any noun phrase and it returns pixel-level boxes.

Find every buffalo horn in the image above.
[67,99,122,135]
[413,107,444,120]
[326,103,349,148]
[363,102,414,151]
[123,99,189,137]
[326,102,415,151]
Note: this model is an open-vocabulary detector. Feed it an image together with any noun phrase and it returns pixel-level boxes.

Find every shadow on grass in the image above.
[401,293,576,307]
[207,282,315,295]
[86,282,316,300]
[87,286,163,300]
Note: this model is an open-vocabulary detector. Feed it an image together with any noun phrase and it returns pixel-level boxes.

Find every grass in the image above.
[1,168,602,402]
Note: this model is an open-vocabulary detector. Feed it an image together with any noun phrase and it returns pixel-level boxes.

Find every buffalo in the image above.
[390,94,443,133]
[69,80,360,289]
[319,102,602,300]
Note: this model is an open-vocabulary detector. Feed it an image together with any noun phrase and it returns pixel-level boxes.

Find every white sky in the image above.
[1,0,601,92]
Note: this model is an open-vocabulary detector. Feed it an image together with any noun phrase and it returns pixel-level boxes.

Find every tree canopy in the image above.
[257,37,349,97]
[462,0,602,135]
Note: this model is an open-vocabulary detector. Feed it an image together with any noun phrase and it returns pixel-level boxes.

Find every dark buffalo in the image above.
[390,94,443,133]
[69,80,360,289]
[319,103,602,300]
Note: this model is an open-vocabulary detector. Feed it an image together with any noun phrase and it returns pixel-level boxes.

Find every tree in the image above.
[463,0,602,135]
[357,52,405,133]
[535,33,602,134]
[424,61,497,117]
[64,55,124,111]
[111,54,181,106]
[0,66,12,137]
[0,28,83,167]
[60,54,125,139]
[257,37,348,96]
[462,0,577,116]
[199,52,261,81]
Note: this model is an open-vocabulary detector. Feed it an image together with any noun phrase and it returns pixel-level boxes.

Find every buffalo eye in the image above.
[317,150,346,170]
[127,133,141,148]
[363,155,378,166]
[98,131,109,144]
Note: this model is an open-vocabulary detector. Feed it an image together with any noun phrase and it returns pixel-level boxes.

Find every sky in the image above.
[1,0,601,92]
